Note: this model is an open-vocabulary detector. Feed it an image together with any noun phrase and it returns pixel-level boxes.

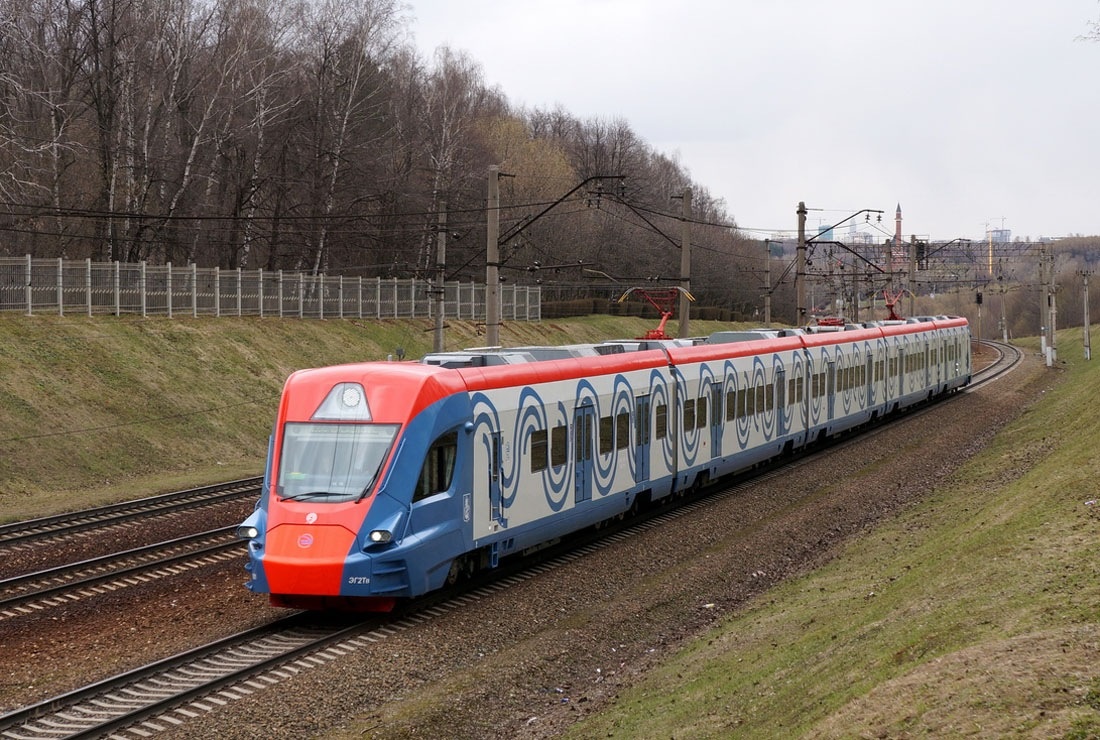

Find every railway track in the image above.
[0,342,1021,739]
[0,477,259,619]
[0,527,242,620]
[969,340,1021,388]
[0,477,261,551]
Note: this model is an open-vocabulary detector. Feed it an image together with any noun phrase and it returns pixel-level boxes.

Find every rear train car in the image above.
[237,316,970,610]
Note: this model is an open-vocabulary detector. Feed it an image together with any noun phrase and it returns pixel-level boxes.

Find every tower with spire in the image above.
[891,203,904,277]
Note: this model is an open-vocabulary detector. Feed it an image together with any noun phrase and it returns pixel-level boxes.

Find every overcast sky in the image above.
[404,0,1100,243]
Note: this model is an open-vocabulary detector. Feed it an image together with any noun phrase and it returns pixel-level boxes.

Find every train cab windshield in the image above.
[276,422,398,503]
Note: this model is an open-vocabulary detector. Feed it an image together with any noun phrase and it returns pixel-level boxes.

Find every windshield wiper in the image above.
[280,491,336,502]
[355,472,380,504]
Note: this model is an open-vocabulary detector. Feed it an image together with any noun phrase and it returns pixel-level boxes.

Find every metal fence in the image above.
[0,256,541,322]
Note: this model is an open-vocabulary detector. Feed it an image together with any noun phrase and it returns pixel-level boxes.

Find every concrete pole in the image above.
[796,202,807,325]
[976,298,982,354]
[1038,245,1048,355]
[1081,271,1092,361]
[763,240,772,327]
[486,166,500,346]
[1048,255,1058,366]
[677,187,692,338]
[908,234,917,317]
[434,201,447,353]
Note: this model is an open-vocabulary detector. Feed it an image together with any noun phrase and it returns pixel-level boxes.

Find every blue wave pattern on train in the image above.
[237,316,971,610]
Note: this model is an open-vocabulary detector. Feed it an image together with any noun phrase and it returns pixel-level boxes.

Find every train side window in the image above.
[599,415,614,455]
[550,425,568,468]
[655,403,668,439]
[696,396,707,428]
[616,411,629,449]
[413,430,458,502]
[726,388,737,421]
[765,382,774,411]
[755,384,765,413]
[683,398,696,430]
[530,429,548,473]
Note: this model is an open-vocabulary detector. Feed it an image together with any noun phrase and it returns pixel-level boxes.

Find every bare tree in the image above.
[414,46,492,268]
[292,0,401,277]
[0,0,86,255]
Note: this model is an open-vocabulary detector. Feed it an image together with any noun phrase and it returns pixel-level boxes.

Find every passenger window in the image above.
[655,404,668,439]
[413,430,457,502]
[616,411,630,449]
[696,396,707,428]
[530,429,548,473]
[683,398,696,430]
[550,425,567,468]
[599,415,614,455]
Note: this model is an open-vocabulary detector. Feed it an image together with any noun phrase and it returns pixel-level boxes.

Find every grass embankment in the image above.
[0,313,738,522]
[568,330,1100,739]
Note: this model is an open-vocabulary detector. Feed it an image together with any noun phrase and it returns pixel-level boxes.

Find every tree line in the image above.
[0,0,771,314]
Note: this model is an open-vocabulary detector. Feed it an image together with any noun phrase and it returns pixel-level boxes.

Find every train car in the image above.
[237,316,971,611]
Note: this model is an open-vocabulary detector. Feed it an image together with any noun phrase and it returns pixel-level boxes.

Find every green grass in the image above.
[0,313,744,521]
[566,332,1100,738]
[7,314,1098,736]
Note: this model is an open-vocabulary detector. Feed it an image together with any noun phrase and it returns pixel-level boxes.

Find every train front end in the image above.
[237,362,469,611]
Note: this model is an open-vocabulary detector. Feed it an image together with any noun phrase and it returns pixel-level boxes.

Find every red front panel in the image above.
[263,523,358,596]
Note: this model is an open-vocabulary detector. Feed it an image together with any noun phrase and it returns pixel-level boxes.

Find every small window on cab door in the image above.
[413,430,458,502]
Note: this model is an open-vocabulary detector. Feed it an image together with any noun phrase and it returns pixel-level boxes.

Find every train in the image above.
[236,316,971,611]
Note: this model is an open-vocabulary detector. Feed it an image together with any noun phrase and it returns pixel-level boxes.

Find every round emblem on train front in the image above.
[297,533,314,548]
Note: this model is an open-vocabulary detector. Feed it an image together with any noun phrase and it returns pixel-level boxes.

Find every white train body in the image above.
[239,316,971,610]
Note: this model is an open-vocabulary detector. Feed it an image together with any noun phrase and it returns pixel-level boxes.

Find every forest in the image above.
[5,0,1099,327]
[0,0,773,314]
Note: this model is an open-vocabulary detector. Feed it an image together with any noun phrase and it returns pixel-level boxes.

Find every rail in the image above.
[0,477,261,548]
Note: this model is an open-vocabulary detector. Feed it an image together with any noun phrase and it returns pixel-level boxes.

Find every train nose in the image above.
[262,523,358,596]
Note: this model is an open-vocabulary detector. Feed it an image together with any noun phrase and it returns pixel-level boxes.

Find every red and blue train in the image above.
[237,316,971,610]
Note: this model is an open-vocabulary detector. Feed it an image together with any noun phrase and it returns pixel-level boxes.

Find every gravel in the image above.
[1,350,1054,739]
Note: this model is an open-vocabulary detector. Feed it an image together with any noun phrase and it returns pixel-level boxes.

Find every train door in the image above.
[897,348,905,397]
[574,403,595,504]
[710,384,723,457]
[775,370,787,437]
[925,342,932,390]
[634,395,651,484]
[805,349,814,431]
[865,355,874,409]
[488,431,506,526]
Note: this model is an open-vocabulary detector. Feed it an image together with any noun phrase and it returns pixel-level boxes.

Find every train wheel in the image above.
[445,555,471,586]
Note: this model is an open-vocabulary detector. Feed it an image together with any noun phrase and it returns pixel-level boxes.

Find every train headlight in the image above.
[368,529,392,544]
[236,525,260,540]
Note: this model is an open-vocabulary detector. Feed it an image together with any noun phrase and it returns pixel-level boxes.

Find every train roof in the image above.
[420,337,698,369]
[420,318,968,372]
[280,317,969,420]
